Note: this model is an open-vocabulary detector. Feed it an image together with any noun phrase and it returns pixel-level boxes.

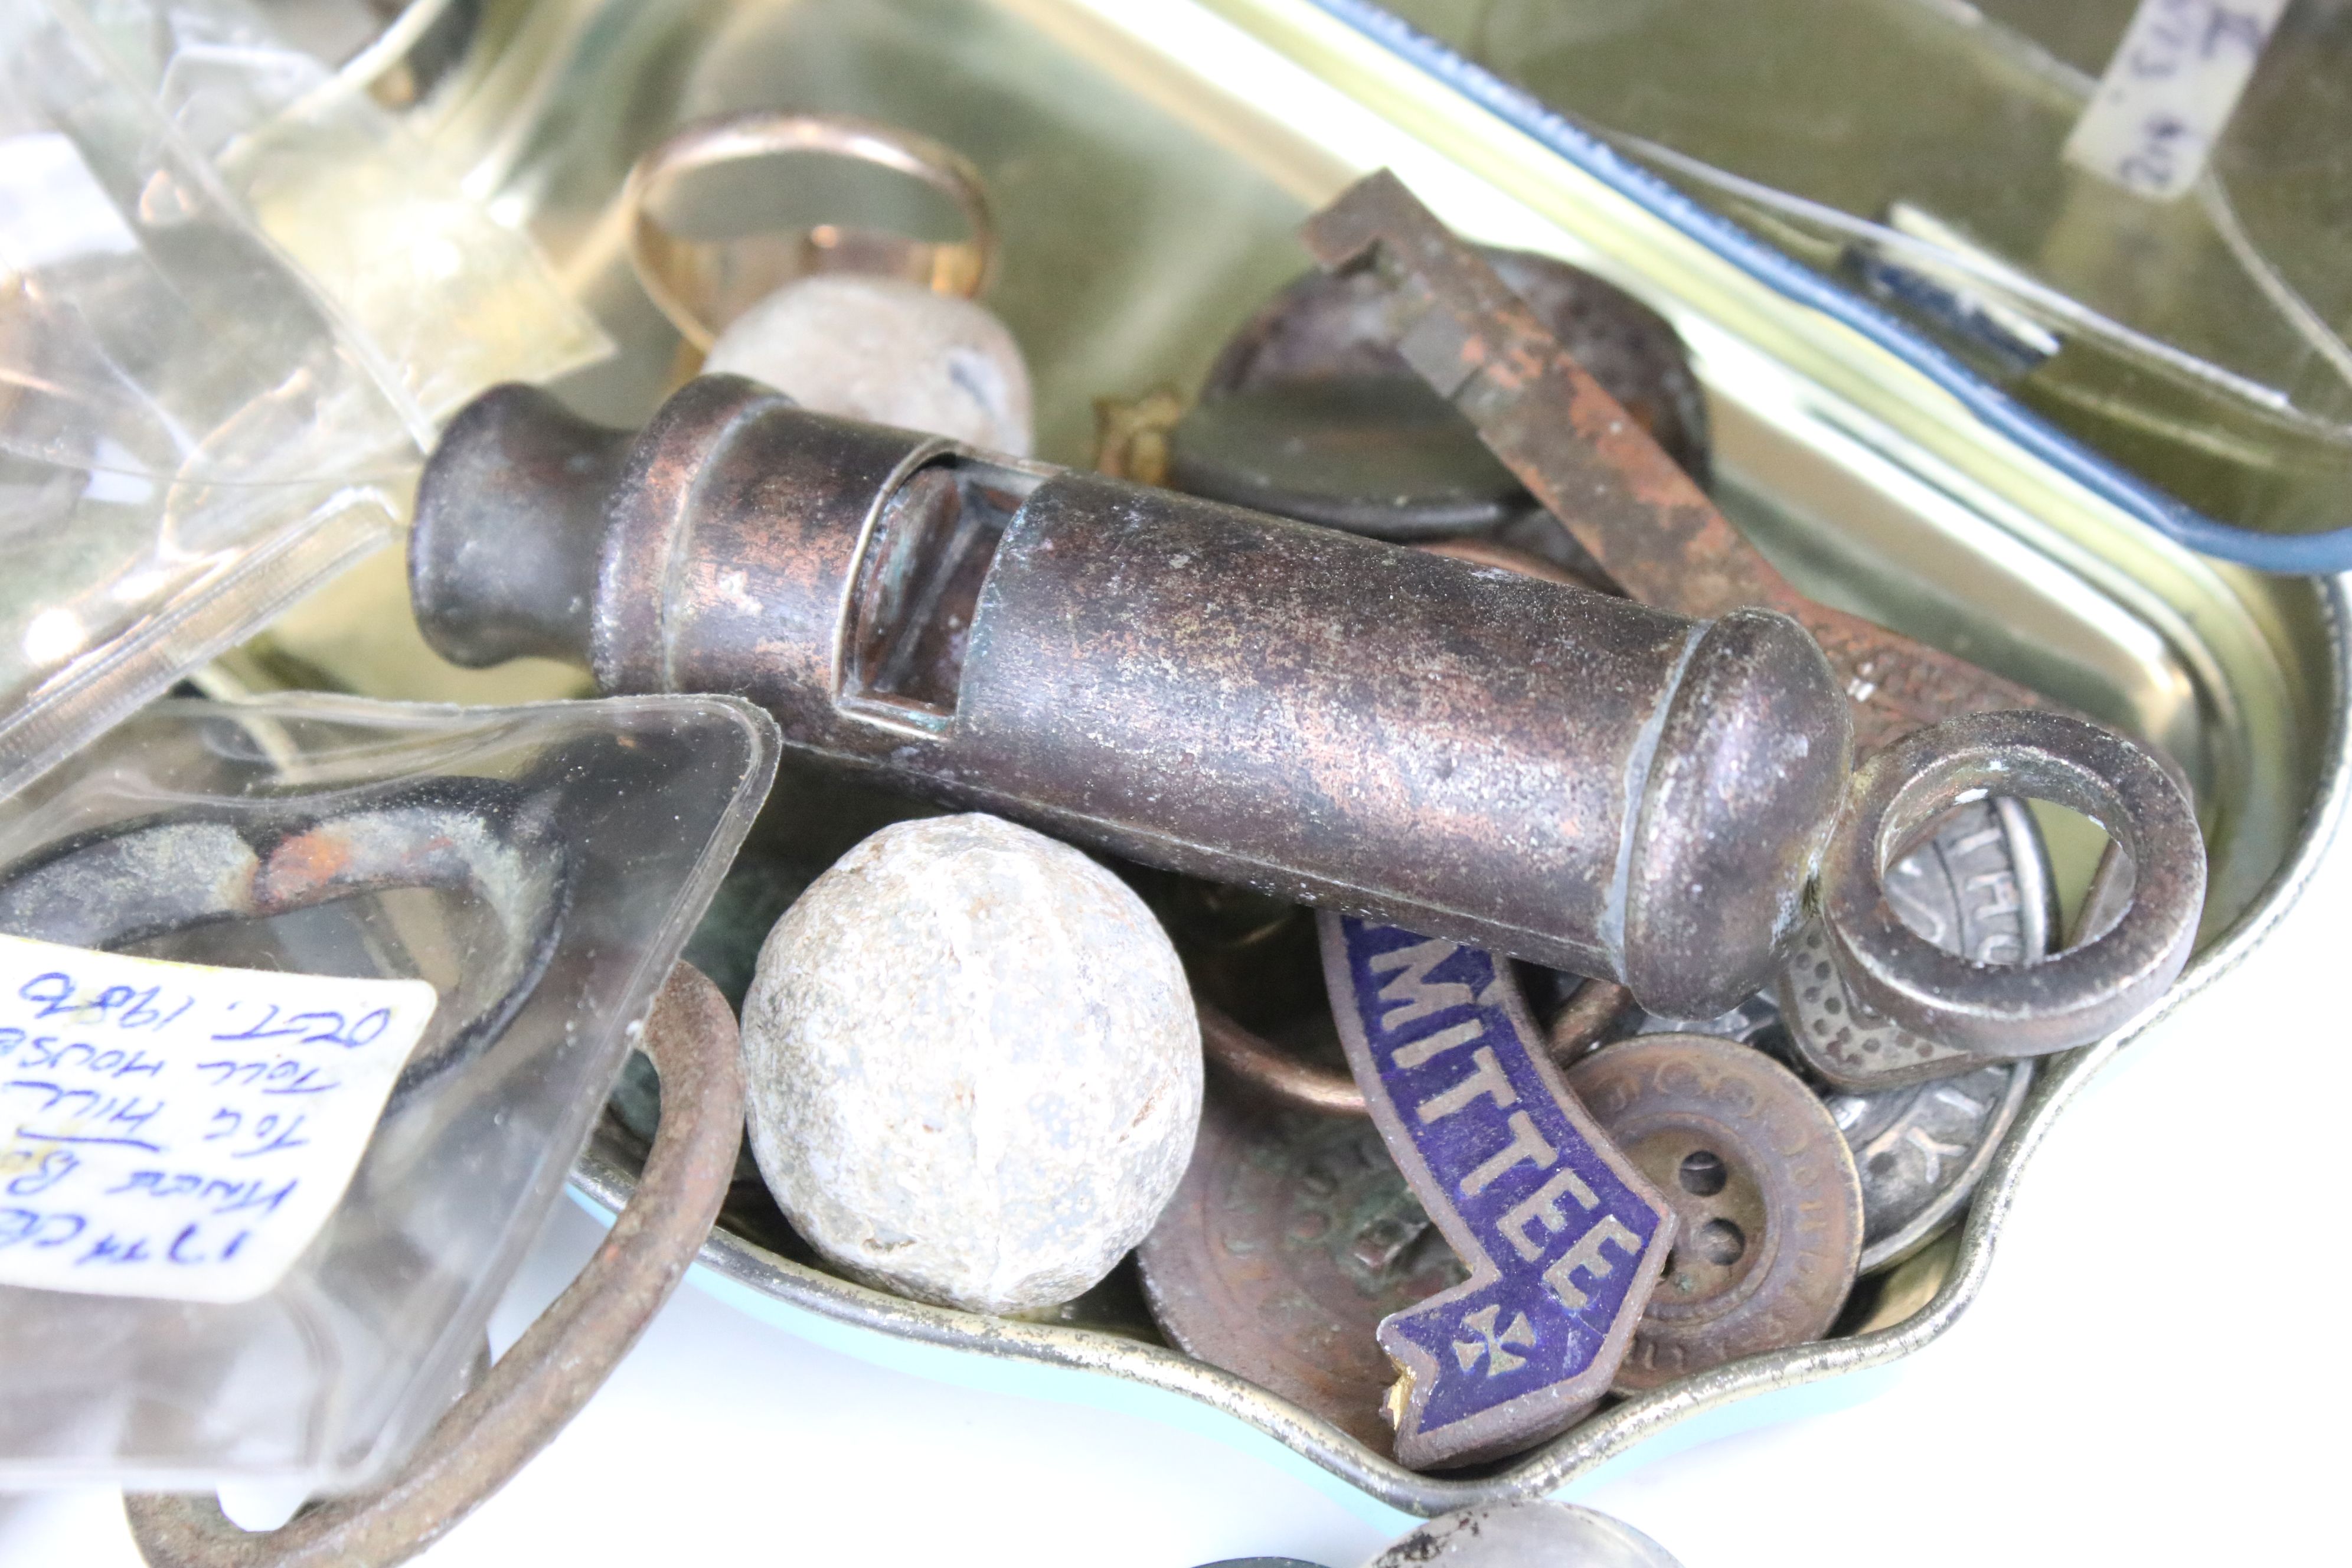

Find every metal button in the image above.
[1564,1033,1863,1390]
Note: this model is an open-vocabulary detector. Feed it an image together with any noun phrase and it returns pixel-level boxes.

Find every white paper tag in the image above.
[2063,0,2291,200]
[0,934,437,1304]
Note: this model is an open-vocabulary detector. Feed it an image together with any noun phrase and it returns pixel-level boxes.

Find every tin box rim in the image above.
[569,570,2346,1514]
[398,0,2343,1514]
[1285,0,2347,577]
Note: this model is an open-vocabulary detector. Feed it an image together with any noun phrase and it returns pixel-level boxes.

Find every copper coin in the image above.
[1564,1034,1862,1391]
[1136,1084,1466,1452]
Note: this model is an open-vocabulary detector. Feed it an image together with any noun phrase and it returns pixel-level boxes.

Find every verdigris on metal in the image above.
[1318,914,1672,1469]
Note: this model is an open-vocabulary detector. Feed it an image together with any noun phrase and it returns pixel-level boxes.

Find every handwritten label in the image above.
[2063,0,2289,200]
[0,933,436,1304]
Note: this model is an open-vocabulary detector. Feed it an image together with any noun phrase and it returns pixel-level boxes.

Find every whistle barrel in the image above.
[413,376,1852,1017]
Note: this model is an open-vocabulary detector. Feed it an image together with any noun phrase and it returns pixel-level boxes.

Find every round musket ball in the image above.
[704,273,1034,453]
[740,813,1201,1314]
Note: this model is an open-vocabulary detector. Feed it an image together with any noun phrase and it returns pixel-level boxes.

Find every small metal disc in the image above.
[1824,1057,2033,1273]
[1167,246,1711,540]
[1165,377,1527,538]
[1564,1034,1863,1391]
[1136,1086,1466,1453]
[1198,247,1711,486]
[1778,796,2054,1090]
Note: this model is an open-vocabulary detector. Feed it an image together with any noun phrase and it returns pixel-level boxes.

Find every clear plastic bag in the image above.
[0,0,608,801]
[0,691,776,1489]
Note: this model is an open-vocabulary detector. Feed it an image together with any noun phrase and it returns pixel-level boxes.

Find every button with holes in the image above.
[1565,1034,1863,1390]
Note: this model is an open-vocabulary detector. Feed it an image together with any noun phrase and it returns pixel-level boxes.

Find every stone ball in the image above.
[704,273,1034,454]
[740,813,1201,1314]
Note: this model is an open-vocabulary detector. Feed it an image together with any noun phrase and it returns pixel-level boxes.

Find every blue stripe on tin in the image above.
[1304,0,2352,574]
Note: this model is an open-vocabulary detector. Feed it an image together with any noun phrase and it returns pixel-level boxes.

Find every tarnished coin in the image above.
[1199,247,1711,485]
[1564,1034,1863,1391]
[1778,797,2054,1089]
[1167,378,1529,538]
[1137,1086,1467,1453]
[1826,1058,2033,1273]
[1167,247,1710,540]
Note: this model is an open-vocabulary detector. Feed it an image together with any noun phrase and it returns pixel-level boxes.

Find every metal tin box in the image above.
[263,0,2347,1524]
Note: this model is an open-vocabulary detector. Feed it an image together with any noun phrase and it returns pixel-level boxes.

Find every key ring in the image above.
[1817,710,2205,1057]
[122,962,743,1568]
[623,110,998,352]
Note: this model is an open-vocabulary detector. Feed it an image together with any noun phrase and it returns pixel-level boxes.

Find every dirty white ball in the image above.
[704,273,1034,453]
[741,813,1200,1314]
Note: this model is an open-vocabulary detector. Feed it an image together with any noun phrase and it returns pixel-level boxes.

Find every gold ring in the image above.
[623,111,997,352]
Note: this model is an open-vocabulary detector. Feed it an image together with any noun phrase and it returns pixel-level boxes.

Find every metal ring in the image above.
[1544,977,1631,1067]
[1818,711,2204,1057]
[124,962,744,1568]
[0,778,574,1109]
[1197,974,1628,1117]
[623,110,997,351]
[1196,994,1364,1116]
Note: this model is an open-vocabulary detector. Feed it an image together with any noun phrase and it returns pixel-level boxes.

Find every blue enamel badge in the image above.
[1319,913,1675,1468]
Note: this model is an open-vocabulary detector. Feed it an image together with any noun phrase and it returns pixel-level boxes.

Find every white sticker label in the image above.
[2063,0,2291,200]
[0,934,437,1304]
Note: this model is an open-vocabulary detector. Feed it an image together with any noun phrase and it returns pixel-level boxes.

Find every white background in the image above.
[4,819,2342,1566]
